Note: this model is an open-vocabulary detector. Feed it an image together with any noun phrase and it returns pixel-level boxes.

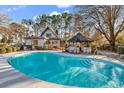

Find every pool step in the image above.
[80,59,92,68]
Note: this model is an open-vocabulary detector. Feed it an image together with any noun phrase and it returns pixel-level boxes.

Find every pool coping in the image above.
[53,52,124,67]
[0,50,124,88]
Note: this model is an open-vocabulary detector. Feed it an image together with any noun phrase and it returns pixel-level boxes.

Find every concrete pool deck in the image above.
[0,50,124,88]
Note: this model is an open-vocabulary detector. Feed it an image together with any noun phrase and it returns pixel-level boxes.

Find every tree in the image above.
[35,14,49,28]
[51,14,61,30]
[116,33,124,45]
[66,13,73,38]
[62,12,73,42]
[9,22,28,43]
[0,14,11,27]
[9,22,27,34]
[0,26,13,36]
[92,31,105,47]
[21,19,33,36]
[76,5,124,51]
[74,14,83,32]
[0,26,14,43]
[1,36,7,43]
[32,23,40,36]
[50,14,62,38]
[73,14,93,38]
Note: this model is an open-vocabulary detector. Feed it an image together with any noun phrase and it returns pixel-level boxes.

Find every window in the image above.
[32,40,38,45]
[46,33,51,38]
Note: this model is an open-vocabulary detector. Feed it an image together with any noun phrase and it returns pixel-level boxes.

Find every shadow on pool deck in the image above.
[0,56,67,88]
[0,63,36,88]
[0,56,44,88]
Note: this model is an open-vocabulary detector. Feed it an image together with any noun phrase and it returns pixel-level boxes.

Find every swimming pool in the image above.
[8,52,124,88]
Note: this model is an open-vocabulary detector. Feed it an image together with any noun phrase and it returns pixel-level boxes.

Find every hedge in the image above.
[6,47,12,53]
[118,46,124,54]
[0,47,6,54]
[12,47,17,52]
[26,45,32,50]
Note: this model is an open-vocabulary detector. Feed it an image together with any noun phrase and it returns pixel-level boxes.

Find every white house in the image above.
[24,27,61,49]
[25,37,46,47]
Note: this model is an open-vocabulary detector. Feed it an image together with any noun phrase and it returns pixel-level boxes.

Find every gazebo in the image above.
[67,32,93,53]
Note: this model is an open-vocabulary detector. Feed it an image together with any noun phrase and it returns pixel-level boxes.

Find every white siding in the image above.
[43,30,56,38]
[25,40,32,45]
[38,39,46,47]
[50,40,60,48]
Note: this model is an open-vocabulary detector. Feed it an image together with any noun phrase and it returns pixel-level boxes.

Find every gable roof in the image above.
[68,32,93,42]
[40,27,58,38]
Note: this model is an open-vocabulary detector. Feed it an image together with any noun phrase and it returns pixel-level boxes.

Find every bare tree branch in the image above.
[115,19,124,38]
[0,14,11,27]
[75,5,124,51]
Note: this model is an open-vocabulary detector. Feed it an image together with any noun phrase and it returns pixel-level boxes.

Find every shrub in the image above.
[0,47,6,54]
[35,46,43,50]
[6,47,12,53]
[118,46,124,54]
[0,43,7,48]
[12,47,17,52]
[20,45,24,50]
[26,45,32,50]
[17,47,20,51]
[1,37,7,43]
[43,45,48,50]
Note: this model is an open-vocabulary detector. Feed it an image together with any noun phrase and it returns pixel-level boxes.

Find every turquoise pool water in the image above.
[8,52,124,88]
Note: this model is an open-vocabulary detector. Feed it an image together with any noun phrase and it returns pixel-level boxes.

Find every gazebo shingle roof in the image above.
[24,36,45,39]
[68,33,93,42]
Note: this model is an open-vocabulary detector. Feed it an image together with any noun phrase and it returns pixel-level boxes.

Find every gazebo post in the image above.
[87,42,88,47]
[76,42,77,54]
[67,32,93,54]
[48,39,49,49]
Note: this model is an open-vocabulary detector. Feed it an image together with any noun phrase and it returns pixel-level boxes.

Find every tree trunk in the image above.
[64,29,66,42]
[110,40,116,52]
[26,28,29,37]
[110,29,116,51]
[69,25,71,38]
